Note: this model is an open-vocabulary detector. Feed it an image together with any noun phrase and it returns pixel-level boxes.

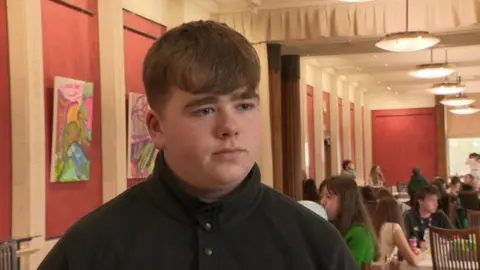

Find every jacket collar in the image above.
[145,152,263,227]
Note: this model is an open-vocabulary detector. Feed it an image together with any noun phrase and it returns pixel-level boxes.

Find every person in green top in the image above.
[407,167,430,199]
[320,176,379,269]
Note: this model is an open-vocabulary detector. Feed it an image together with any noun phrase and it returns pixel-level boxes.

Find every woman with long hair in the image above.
[368,164,385,187]
[319,176,379,268]
[372,198,426,265]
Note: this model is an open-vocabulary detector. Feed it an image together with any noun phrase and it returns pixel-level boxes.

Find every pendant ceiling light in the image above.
[440,94,475,107]
[449,106,480,115]
[428,76,465,95]
[412,49,455,79]
[375,0,439,52]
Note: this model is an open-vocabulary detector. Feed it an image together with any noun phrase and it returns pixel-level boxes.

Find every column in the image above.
[313,70,325,183]
[253,43,274,188]
[299,58,307,177]
[281,55,302,199]
[342,82,351,161]
[329,74,341,174]
[354,88,365,184]
[435,95,448,179]
[7,0,46,268]
[267,44,283,192]
[98,0,127,202]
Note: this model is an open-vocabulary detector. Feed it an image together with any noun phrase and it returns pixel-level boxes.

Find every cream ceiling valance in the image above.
[211,0,480,43]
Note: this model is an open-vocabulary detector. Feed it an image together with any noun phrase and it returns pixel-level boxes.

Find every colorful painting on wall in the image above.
[127,92,157,178]
[51,77,93,182]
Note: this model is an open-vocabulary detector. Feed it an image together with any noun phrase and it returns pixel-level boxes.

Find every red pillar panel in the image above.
[0,0,12,243]
[43,0,102,238]
[372,108,437,185]
[306,85,315,178]
[123,10,166,188]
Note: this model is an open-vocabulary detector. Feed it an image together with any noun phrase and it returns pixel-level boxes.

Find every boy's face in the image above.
[146,86,262,191]
[418,194,439,214]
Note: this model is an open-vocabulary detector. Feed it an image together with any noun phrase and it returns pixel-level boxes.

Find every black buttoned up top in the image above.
[38,153,358,270]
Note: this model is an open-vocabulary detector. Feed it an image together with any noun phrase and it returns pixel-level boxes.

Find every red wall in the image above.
[43,0,102,238]
[372,108,437,185]
[323,92,330,137]
[0,0,11,242]
[338,98,344,163]
[123,10,166,188]
[350,102,355,164]
[306,85,315,178]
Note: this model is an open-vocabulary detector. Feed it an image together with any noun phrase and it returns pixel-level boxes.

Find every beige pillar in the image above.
[342,82,351,161]
[313,69,325,183]
[354,88,365,184]
[329,73,341,174]
[166,0,185,28]
[253,43,273,187]
[7,0,46,268]
[98,0,127,202]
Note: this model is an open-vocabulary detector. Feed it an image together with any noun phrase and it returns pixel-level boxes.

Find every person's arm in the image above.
[438,211,455,229]
[393,224,426,265]
[345,226,374,269]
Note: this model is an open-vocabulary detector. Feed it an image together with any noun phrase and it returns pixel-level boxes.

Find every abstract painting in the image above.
[51,77,93,182]
[127,92,157,178]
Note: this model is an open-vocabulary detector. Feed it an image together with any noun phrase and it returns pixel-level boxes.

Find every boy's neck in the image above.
[418,208,432,218]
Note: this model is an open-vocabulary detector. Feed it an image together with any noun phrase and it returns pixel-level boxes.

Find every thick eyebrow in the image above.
[184,96,219,109]
[231,91,259,102]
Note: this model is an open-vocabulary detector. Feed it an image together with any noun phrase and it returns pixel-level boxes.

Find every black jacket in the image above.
[404,209,454,246]
[38,153,357,270]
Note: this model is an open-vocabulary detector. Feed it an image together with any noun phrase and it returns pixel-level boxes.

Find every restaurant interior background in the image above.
[1,0,480,269]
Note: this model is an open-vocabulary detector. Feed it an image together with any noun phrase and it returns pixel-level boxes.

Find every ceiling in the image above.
[211,0,480,94]
[290,29,480,94]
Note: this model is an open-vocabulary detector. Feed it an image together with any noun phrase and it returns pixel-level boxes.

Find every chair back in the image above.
[440,195,457,225]
[429,226,480,270]
[467,209,480,228]
[396,181,408,194]
[0,241,18,270]
[459,191,479,210]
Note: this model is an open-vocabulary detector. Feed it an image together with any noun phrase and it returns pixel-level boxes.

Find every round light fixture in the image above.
[411,63,456,79]
[375,31,440,52]
[428,81,465,95]
[440,95,475,107]
[449,106,480,115]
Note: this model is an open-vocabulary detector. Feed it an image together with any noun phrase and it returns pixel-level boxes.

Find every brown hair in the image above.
[143,20,260,110]
[375,188,394,200]
[372,197,406,238]
[369,164,384,185]
[413,184,440,210]
[319,176,380,259]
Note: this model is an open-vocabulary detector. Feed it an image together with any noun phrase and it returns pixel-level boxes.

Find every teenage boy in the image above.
[39,21,357,269]
[404,185,454,247]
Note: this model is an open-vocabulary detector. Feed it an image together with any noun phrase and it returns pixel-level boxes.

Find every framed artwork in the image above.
[51,76,93,182]
[127,92,157,178]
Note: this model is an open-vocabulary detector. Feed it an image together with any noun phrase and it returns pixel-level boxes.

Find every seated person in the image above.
[372,198,426,266]
[376,188,410,213]
[448,176,462,195]
[361,186,377,202]
[320,176,379,268]
[404,185,454,248]
[461,174,479,192]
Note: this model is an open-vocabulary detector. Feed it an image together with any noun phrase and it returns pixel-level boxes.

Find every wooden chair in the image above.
[429,226,480,269]
[467,209,480,228]
[440,195,458,225]
[459,191,480,210]
[0,241,18,270]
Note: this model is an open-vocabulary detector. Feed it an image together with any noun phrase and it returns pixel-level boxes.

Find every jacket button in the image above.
[204,248,213,256]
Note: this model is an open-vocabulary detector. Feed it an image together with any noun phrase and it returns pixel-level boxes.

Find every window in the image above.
[448,138,480,176]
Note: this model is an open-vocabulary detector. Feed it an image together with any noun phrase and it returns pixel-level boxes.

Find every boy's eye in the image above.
[194,107,215,116]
